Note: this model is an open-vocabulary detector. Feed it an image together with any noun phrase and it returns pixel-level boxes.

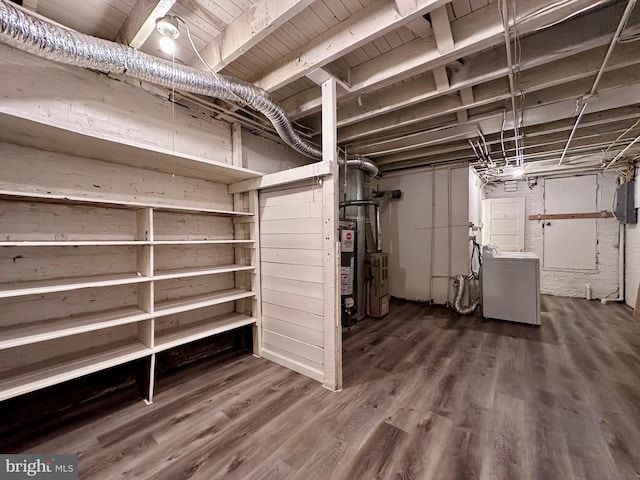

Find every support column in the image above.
[321,78,342,391]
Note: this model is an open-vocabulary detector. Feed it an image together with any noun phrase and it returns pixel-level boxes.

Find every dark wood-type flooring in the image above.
[8,296,640,479]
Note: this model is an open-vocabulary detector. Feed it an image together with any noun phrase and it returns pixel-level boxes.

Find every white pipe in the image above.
[558,103,587,166]
[558,0,637,166]
[602,223,625,304]
[501,0,520,162]
[604,133,640,171]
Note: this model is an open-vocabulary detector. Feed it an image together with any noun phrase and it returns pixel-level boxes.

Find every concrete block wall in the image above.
[625,166,640,309]
[483,173,620,299]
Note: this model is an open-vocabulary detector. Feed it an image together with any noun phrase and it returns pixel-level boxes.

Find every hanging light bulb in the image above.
[159,35,176,54]
[156,15,179,55]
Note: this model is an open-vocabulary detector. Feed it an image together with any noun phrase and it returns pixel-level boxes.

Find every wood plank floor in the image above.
[8,295,640,480]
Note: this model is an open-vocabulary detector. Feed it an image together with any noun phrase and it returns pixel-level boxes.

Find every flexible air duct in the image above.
[452,274,479,315]
[0,0,378,175]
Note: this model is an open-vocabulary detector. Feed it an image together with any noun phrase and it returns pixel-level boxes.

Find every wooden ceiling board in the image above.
[383,30,404,49]
[179,0,229,32]
[322,0,351,21]
[451,0,472,18]
[396,25,418,43]
[172,3,221,40]
[289,12,326,39]
[310,1,341,29]
[192,0,238,24]
[38,0,129,39]
[372,36,393,55]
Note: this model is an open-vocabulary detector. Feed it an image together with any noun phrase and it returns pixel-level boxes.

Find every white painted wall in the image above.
[483,173,620,299]
[242,131,311,173]
[624,166,640,309]
[377,165,471,304]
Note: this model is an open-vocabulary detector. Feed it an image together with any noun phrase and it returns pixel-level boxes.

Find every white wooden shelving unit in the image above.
[0,164,263,404]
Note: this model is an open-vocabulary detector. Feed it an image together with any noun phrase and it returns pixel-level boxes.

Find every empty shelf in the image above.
[152,239,255,245]
[0,190,254,216]
[0,272,151,299]
[0,340,151,402]
[155,289,256,318]
[153,264,255,281]
[154,313,256,353]
[0,306,153,350]
[0,240,150,246]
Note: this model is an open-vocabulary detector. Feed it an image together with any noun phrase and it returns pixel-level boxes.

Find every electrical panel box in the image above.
[615,182,637,224]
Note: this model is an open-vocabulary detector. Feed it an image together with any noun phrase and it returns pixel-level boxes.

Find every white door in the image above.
[543,175,597,270]
[482,197,525,252]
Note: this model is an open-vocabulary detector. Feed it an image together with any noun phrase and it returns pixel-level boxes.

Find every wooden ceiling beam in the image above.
[281,0,631,120]
[335,41,640,143]
[251,0,450,92]
[115,0,176,48]
[430,5,454,53]
[188,0,316,72]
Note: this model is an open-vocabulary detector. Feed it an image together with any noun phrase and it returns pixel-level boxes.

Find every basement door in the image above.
[257,177,341,391]
[543,175,597,270]
[482,197,525,252]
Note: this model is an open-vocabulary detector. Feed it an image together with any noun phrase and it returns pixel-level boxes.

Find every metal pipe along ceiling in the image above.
[0,0,378,175]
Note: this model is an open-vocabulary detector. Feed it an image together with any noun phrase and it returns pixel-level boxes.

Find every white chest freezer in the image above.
[481,250,541,325]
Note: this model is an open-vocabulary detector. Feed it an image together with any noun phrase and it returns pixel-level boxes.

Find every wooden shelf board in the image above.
[152,240,255,245]
[153,264,255,281]
[0,307,153,350]
[155,288,256,318]
[0,190,254,216]
[0,340,151,402]
[154,313,256,353]
[0,240,150,246]
[0,113,263,185]
[0,272,150,299]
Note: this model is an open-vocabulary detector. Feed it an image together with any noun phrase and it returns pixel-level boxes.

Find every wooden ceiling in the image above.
[19,0,640,177]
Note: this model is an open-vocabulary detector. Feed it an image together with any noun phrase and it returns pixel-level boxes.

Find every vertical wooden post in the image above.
[136,208,155,404]
[249,189,262,357]
[232,122,248,315]
[321,77,342,391]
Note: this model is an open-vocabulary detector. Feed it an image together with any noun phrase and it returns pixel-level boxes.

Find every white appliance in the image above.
[481,246,541,325]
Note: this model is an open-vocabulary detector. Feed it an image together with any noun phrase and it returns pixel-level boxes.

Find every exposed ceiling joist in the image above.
[280,0,624,120]
[430,5,454,53]
[404,16,433,38]
[433,65,449,91]
[325,41,640,143]
[394,0,418,16]
[116,0,176,48]
[187,0,315,72]
[251,0,450,92]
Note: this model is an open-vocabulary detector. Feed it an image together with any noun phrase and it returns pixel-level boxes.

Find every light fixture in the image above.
[513,167,524,178]
[159,35,176,54]
[156,15,179,54]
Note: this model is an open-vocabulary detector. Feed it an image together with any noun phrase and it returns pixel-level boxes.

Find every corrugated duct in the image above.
[0,0,377,175]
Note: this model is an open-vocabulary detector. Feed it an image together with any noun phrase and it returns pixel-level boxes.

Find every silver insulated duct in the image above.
[0,0,378,175]
[452,274,479,315]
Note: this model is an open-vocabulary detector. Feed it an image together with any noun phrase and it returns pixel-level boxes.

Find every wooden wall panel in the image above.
[259,182,325,383]
[0,246,137,284]
[0,324,138,372]
[0,142,233,212]
[154,274,235,302]
[0,201,137,242]
[153,245,235,272]
[153,212,234,241]
[0,285,138,328]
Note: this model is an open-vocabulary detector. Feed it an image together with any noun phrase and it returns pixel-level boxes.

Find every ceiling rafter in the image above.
[116,0,176,48]
[250,0,450,92]
[187,0,316,72]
